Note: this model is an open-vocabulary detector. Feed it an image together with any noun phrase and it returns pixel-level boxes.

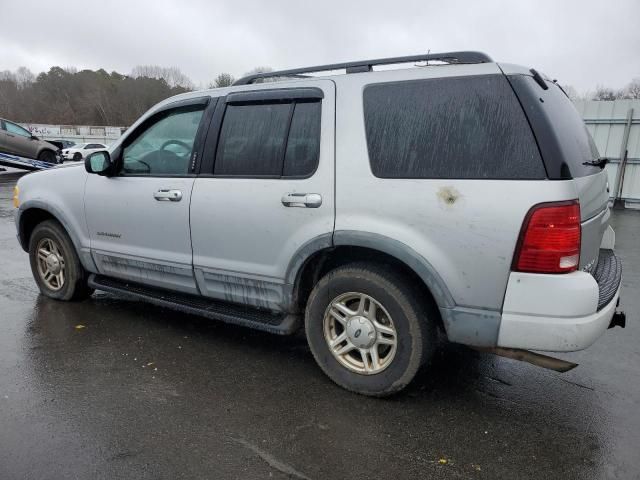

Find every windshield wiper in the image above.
[583,157,609,169]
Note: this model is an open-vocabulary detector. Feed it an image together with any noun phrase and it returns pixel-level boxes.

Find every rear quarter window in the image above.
[508,75,600,179]
[363,75,545,179]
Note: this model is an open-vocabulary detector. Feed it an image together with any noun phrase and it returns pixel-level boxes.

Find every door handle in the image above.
[153,189,183,202]
[281,193,322,208]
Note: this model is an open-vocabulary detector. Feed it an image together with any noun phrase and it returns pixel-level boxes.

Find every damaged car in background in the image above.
[1,117,60,163]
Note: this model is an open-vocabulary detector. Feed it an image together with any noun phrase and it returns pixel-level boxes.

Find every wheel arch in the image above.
[17,202,97,272]
[286,231,455,329]
[17,207,57,251]
[37,147,57,159]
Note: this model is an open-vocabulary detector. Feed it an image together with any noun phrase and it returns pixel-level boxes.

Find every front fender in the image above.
[17,201,98,273]
[15,166,97,273]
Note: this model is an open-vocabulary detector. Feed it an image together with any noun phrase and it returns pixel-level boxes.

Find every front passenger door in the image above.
[85,97,214,294]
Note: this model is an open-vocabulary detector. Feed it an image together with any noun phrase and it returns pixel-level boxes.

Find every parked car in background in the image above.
[61,143,107,162]
[0,117,59,163]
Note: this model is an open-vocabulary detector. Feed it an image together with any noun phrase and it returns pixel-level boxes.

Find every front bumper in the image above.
[497,249,623,352]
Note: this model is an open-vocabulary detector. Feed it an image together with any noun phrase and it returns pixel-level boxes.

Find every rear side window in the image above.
[215,100,321,177]
[363,75,545,179]
[283,102,321,177]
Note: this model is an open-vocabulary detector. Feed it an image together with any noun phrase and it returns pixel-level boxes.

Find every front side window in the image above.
[5,121,32,138]
[214,100,321,177]
[122,107,204,176]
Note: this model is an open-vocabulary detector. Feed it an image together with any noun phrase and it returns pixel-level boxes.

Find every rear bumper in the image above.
[497,249,623,352]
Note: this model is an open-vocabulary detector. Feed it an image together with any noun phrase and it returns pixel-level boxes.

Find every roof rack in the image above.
[233,51,492,86]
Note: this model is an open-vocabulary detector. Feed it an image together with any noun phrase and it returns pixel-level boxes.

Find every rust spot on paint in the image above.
[437,186,460,206]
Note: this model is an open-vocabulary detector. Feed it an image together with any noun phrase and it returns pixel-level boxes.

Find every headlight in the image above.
[12,186,19,208]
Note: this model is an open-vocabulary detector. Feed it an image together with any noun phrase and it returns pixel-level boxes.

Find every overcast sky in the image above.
[1,0,638,92]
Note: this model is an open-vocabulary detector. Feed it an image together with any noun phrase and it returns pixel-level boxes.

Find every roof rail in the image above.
[233,51,493,86]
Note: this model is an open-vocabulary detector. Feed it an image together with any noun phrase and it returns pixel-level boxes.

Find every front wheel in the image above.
[37,150,57,164]
[73,152,82,161]
[305,263,436,397]
[28,220,94,301]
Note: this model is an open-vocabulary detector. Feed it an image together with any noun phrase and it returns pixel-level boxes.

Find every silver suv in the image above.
[13,52,625,396]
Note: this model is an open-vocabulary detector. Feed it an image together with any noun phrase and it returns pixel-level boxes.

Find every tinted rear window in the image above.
[363,75,545,179]
[508,75,600,178]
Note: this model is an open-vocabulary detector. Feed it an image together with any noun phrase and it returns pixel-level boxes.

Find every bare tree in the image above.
[622,78,640,99]
[130,65,194,90]
[210,72,235,88]
[0,70,16,82]
[592,85,623,101]
[561,84,579,101]
[242,66,273,77]
[15,67,35,88]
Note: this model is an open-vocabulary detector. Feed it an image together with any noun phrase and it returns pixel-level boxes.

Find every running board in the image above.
[88,274,301,335]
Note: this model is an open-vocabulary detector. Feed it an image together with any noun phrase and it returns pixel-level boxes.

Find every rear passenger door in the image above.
[190,81,335,311]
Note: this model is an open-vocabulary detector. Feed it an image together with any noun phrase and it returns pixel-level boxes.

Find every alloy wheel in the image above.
[35,237,66,291]
[323,292,398,375]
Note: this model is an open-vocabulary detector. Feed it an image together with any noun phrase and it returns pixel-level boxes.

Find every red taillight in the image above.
[513,201,581,274]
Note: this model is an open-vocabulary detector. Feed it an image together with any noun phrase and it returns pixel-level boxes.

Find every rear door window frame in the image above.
[199,87,323,180]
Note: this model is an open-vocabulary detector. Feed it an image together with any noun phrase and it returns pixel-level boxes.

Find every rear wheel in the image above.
[37,150,57,164]
[305,263,436,396]
[28,220,93,301]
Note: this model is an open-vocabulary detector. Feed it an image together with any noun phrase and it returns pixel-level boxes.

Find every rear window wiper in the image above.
[582,157,609,169]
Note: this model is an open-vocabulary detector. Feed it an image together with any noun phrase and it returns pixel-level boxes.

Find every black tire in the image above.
[28,220,94,301]
[305,262,436,397]
[73,152,82,161]
[38,150,57,164]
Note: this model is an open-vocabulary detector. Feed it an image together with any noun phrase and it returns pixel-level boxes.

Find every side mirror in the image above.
[85,151,114,176]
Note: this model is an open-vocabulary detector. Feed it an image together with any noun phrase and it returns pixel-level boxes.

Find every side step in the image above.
[88,274,301,335]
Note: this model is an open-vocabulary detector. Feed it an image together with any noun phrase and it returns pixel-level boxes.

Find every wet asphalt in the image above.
[0,168,639,480]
